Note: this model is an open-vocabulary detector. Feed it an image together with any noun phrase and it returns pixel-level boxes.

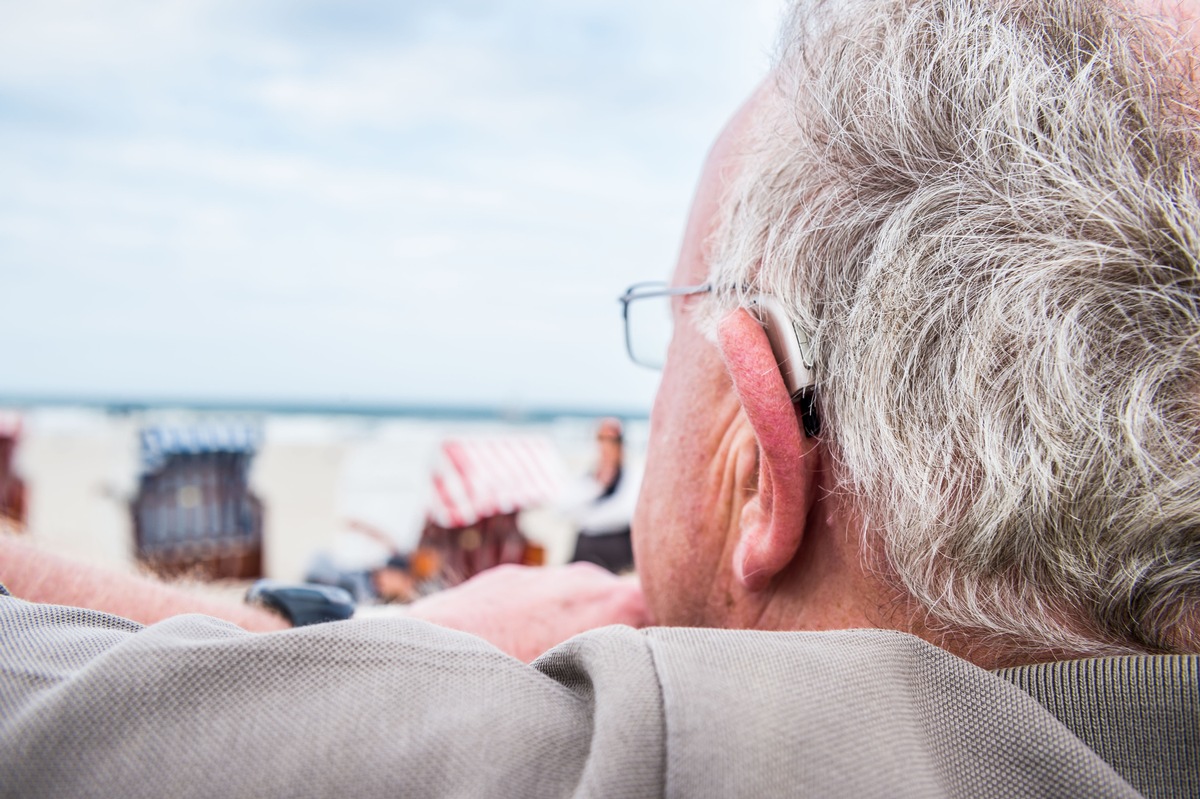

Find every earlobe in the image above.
[733,485,781,591]
[718,308,822,592]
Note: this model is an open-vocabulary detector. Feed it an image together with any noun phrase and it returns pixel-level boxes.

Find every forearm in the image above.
[0,535,289,632]
[404,563,649,662]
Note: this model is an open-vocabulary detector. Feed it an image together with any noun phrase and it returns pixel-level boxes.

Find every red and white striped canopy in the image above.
[427,435,568,529]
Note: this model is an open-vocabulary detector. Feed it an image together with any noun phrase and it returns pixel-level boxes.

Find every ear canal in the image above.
[798,389,820,438]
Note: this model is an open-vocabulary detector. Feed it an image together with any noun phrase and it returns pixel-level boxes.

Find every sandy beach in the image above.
[7,405,647,589]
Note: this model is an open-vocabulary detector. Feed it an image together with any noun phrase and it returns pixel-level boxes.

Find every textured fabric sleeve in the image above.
[0,595,664,799]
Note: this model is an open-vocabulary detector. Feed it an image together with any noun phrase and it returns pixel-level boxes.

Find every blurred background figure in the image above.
[303,517,418,603]
[0,413,27,534]
[563,418,639,573]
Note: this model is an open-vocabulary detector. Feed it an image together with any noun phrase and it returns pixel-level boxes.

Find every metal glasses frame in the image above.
[618,281,713,370]
[618,280,821,437]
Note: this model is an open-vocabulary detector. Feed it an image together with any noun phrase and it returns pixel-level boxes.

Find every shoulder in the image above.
[638,627,1142,798]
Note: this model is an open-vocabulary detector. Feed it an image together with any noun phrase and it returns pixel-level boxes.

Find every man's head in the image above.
[596,417,623,457]
[635,0,1200,663]
[594,417,624,489]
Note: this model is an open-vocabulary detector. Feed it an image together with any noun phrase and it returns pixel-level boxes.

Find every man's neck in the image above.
[720,505,1091,670]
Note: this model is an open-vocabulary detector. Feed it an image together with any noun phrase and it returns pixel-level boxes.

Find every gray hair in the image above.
[711,0,1200,657]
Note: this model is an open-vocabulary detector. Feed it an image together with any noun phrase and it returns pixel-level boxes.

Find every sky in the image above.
[0,0,785,413]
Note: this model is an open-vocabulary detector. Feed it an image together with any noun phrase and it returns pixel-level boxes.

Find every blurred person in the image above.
[563,418,639,573]
[305,551,419,604]
[305,519,421,603]
[3,1,1200,796]
[0,416,26,531]
[371,554,419,603]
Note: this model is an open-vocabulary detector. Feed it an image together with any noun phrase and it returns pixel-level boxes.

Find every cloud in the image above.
[0,0,785,409]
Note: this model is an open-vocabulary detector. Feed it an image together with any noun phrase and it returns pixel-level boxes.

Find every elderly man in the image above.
[2,0,1199,796]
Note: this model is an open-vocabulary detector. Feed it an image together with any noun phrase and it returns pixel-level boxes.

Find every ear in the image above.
[717,308,822,592]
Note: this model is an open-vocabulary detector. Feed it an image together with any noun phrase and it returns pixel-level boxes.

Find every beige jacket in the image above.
[0,592,1194,798]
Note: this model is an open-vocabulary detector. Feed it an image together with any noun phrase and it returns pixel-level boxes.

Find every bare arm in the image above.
[0,536,649,658]
[0,535,289,632]
[406,562,650,662]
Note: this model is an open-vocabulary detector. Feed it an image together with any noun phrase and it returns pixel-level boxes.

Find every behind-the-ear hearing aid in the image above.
[747,295,821,437]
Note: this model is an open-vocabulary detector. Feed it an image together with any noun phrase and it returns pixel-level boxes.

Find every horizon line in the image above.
[0,393,652,423]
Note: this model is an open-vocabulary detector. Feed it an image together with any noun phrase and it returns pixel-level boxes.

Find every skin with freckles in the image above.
[719,310,814,593]
[629,103,751,628]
